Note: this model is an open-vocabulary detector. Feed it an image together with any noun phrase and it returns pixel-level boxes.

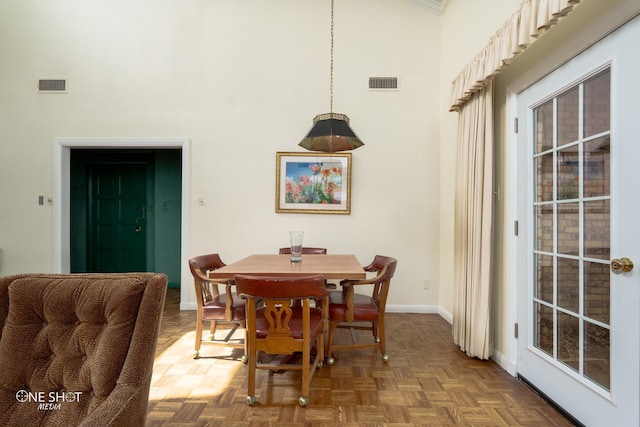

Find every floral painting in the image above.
[276,152,351,214]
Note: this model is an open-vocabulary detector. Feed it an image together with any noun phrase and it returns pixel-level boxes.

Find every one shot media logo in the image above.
[15,390,82,411]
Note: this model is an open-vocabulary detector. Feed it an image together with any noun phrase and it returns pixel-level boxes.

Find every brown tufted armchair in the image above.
[0,272,167,427]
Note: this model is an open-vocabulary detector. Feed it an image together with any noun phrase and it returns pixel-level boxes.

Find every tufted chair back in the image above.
[0,273,167,427]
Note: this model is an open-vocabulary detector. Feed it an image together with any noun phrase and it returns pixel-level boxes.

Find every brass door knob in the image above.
[135,226,142,233]
[611,257,633,274]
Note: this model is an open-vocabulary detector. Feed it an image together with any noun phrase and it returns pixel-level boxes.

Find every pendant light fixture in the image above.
[298,0,364,153]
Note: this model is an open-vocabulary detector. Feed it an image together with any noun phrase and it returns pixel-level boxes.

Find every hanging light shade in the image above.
[298,0,364,153]
[299,113,364,152]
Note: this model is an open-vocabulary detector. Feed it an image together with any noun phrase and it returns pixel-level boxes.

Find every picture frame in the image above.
[275,151,351,214]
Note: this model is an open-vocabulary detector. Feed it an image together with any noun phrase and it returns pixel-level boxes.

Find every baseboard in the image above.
[180,301,197,310]
[491,349,517,377]
[386,304,439,314]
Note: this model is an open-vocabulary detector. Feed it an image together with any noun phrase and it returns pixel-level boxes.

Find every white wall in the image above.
[0,0,441,310]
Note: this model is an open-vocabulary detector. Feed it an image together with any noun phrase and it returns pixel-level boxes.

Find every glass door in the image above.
[517,16,640,426]
[531,69,612,390]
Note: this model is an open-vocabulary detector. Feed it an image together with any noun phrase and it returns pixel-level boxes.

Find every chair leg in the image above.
[325,322,339,365]
[316,331,325,367]
[299,344,310,406]
[378,319,389,362]
[246,343,257,406]
[208,320,217,340]
[241,328,249,364]
[193,315,204,358]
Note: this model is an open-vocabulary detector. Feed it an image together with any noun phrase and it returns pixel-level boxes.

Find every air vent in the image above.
[368,77,399,91]
[38,79,67,93]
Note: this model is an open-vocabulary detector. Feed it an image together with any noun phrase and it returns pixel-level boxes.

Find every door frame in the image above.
[53,137,191,308]
[502,0,640,375]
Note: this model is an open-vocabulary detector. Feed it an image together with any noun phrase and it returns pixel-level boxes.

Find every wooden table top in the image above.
[208,254,366,280]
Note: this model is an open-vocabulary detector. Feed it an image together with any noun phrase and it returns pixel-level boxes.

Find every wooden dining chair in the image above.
[235,274,328,407]
[325,255,397,365]
[188,254,247,362]
[278,247,328,255]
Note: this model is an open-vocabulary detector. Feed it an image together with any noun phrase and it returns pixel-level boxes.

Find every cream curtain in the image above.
[450,0,582,112]
[450,0,583,359]
[452,82,493,359]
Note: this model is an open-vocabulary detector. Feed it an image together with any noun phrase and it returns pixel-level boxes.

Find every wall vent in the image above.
[38,79,67,93]
[368,76,399,91]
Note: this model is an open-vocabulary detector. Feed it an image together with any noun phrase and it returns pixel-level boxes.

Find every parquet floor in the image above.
[146,289,575,426]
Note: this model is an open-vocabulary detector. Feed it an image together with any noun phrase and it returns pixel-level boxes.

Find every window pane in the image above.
[558,312,579,372]
[584,70,610,138]
[584,261,610,324]
[557,203,579,256]
[584,136,610,198]
[535,303,554,356]
[535,100,554,153]
[557,87,579,145]
[584,321,610,390]
[584,199,610,260]
[536,254,554,304]
[557,144,579,200]
[536,153,554,202]
[557,257,579,313]
[536,205,553,253]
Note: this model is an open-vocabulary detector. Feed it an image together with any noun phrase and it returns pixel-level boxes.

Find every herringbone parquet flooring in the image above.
[146,289,575,426]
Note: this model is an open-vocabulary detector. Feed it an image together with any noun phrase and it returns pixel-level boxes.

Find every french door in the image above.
[516,17,640,426]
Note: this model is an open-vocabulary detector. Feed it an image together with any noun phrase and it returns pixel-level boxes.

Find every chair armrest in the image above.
[340,278,370,287]
[339,273,382,287]
[338,267,388,322]
[192,266,237,320]
[193,267,233,286]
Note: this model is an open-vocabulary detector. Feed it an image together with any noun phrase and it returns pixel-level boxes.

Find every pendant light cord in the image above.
[329,0,334,113]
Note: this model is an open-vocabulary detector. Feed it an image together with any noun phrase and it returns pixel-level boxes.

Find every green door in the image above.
[88,163,147,272]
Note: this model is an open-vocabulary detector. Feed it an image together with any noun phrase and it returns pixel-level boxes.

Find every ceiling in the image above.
[403,0,450,15]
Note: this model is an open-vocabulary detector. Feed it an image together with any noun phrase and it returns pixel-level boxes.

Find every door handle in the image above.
[135,226,142,233]
[611,257,633,274]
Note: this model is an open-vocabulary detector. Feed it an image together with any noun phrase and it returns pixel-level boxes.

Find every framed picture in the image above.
[275,151,351,214]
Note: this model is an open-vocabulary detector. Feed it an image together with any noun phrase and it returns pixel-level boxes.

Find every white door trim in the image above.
[53,137,192,309]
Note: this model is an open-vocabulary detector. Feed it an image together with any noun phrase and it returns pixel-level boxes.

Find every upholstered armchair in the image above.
[0,273,167,426]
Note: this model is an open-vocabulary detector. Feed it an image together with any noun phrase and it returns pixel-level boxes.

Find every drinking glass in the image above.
[289,231,304,262]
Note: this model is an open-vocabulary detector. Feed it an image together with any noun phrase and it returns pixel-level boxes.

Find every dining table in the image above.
[207,254,366,280]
